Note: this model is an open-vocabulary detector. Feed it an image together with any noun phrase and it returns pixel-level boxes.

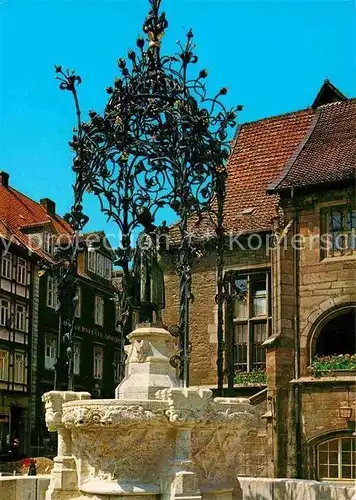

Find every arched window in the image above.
[318,436,356,480]
[315,309,356,357]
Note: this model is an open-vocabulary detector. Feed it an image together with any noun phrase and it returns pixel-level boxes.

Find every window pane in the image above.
[252,322,267,370]
[233,278,248,319]
[329,438,338,451]
[318,465,328,479]
[73,343,80,375]
[341,466,352,479]
[348,210,356,248]
[45,335,57,370]
[331,212,342,231]
[234,323,247,371]
[252,278,267,317]
[14,353,25,384]
[329,451,338,465]
[1,253,12,279]
[329,465,338,478]
[0,350,8,380]
[342,438,352,451]
[342,452,352,465]
[319,451,328,464]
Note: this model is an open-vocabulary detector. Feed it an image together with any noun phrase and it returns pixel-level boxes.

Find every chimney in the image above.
[40,198,56,216]
[0,171,9,188]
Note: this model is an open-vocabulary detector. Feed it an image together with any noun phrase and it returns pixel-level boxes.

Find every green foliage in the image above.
[234,370,266,386]
[309,354,356,377]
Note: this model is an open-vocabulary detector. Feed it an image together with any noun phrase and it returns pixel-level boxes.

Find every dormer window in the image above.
[87,249,112,280]
[43,231,55,255]
[88,247,96,273]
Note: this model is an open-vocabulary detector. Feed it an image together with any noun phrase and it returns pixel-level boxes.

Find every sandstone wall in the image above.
[0,476,50,500]
[163,245,270,386]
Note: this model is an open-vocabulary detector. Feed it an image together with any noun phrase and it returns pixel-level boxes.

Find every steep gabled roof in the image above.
[312,79,347,109]
[167,107,315,243]
[0,184,71,259]
[222,108,315,233]
[268,99,356,193]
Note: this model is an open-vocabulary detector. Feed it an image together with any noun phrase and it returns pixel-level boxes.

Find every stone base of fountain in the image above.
[43,326,258,499]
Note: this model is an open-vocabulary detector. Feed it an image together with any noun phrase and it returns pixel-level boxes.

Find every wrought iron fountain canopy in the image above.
[54,0,241,391]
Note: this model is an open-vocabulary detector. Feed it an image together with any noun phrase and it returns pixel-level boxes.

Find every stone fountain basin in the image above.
[62,398,172,495]
[60,391,258,496]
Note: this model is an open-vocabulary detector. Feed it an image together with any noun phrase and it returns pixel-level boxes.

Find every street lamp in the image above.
[338,406,353,421]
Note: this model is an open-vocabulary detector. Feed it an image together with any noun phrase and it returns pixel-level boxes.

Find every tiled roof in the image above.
[0,183,115,288]
[0,185,71,260]
[223,108,314,233]
[167,107,315,243]
[268,99,356,192]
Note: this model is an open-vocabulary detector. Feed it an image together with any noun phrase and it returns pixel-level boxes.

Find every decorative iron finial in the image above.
[143,0,168,49]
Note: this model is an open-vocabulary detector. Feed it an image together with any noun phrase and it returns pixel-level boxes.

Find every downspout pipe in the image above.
[292,187,301,478]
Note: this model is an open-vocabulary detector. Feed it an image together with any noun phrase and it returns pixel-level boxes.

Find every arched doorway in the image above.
[315,309,356,357]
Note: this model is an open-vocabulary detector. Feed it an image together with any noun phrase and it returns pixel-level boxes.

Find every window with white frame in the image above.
[73,342,80,375]
[16,258,27,285]
[1,252,12,279]
[225,270,271,374]
[87,249,96,272]
[14,351,26,384]
[47,276,58,309]
[0,350,9,381]
[87,250,112,280]
[15,303,27,332]
[75,286,81,318]
[94,296,104,326]
[104,257,112,280]
[318,436,356,480]
[93,346,103,379]
[43,232,55,255]
[96,253,104,277]
[0,298,10,327]
[45,335,57,370]
[113,350,121,383]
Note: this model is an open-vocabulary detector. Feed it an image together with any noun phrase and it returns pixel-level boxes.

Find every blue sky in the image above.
[1,0,355,241]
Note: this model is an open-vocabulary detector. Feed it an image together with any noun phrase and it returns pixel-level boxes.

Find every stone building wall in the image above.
[163,186,355,480]
[275,187,356,479]
[163,243,270,386]
[294,188,356,375]
[299,381,356,479]
[163,243,273,478]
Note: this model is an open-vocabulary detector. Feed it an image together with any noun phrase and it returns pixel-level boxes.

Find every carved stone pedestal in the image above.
[116,326,179,401]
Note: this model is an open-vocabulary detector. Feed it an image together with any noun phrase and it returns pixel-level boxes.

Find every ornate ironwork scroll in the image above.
[56,0,241,389]
[40,68,89,391]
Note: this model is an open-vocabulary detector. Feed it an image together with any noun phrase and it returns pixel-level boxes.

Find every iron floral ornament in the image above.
[56,0,241,390]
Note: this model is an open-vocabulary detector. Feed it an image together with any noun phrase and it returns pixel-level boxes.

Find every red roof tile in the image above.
[167,107,315,242]
[268,99,356,192]
[0,185,71,259]
[223,108,314,233]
